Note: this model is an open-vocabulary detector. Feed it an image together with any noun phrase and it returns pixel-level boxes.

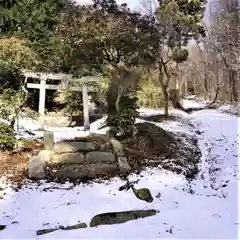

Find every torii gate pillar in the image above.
[82,83,90,130]
[38,76,47,130]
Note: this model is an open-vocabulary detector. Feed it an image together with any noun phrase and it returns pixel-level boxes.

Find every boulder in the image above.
[90,209,157,227]
[117,156,131,173]
[52,163,118,180]
[28,150,52,180]
[109,139,124,156]
[28,156,45,180]
[38,150,53,161]
[99,142,112,152]
[54,141,95,154]
[85,151,115,164]
[52,153,85,165]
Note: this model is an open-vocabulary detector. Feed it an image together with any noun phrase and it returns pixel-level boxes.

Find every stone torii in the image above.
[21,69,101,130]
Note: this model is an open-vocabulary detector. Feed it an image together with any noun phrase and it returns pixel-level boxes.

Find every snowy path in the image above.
[0,110,239,239]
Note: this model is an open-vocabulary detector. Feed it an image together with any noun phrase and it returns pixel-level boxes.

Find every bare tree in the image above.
[206,0,240,102]
[177,0,240,104]
[139,0,158,16]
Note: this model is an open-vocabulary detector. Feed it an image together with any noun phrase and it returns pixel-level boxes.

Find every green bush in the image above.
[0,122,16,151]
[107,95,139,138]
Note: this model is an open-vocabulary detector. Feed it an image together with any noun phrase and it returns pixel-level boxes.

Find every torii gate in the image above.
[21,69,101,130]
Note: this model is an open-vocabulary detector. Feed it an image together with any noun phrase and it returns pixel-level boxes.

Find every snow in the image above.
[218,104,239,116]
[182,98,207,108]
[0,100,239,238]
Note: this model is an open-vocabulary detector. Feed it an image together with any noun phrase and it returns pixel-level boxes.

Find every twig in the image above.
[54,201,79,209]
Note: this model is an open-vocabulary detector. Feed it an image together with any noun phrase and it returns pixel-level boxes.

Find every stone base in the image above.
[28,134,131,181]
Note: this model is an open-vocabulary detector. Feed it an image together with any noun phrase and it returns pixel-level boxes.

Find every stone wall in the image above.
[28,133,131,181]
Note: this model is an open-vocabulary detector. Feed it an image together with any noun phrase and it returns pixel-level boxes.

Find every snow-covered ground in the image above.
[0,100,239,238]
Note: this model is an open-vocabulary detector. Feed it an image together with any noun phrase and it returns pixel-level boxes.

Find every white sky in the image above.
[75,0,212,22]
[75,0,139,9]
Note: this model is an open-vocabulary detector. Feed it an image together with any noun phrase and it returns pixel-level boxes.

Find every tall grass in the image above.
[94,71,165,109]
[137,72,164,108]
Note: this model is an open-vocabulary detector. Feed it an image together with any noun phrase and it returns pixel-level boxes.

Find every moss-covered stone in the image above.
[90,209,157,227]
[132,188,154,203]
[36,223,87,235]
[0,225,6,231]
[59,222,87,230]
[36,228,58,235]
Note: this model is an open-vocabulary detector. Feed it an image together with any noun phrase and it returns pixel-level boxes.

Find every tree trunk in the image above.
[10,117,16,129]
[10,106,21,129]
[193,75,196,95]
[175,62,179,90]
[169,89,184,111]
[68,111,74,127]
[229,69,238,102]
[162,88,169,116]
[158,64,169,117]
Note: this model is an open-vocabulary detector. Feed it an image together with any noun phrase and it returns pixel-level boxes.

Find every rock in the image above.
[117,156,131,173]
[74,134,110,150]
[124,147,145,159]
[155,192,161,198]
[52,163,118,180]
[99,142,112,152]
[109,139,124,156]
[38,150,53,161]
[76,134,109,144]
[132,188,154,203]
[52,165,87,179]
[0,225,6,231]
[28,156,45,180]
[54,141,95,154]
[85,151,115,164]
[90,209,157,227]
[59,222,87,230]
[28,150,52,180]
[195,130,202,135]
[52,153,85,165]
[44,131,54,150]
[88,163,118,177]
[36,228,58,235]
